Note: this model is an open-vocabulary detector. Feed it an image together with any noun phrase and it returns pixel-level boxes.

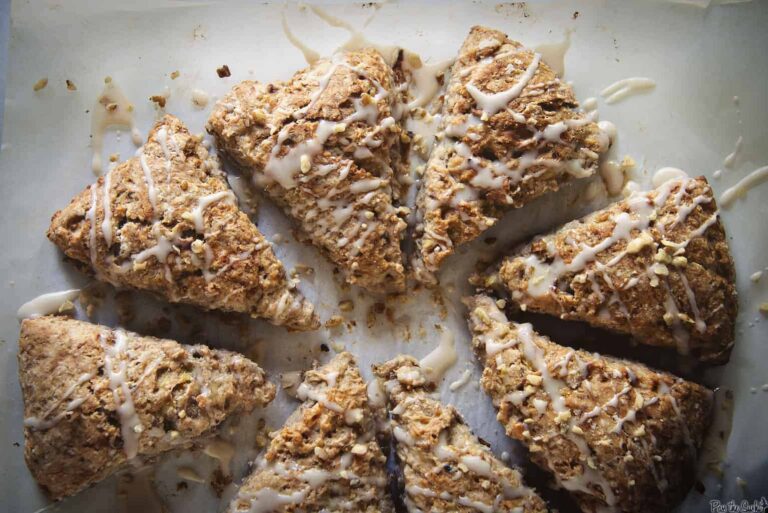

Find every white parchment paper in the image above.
[1,1,767,512]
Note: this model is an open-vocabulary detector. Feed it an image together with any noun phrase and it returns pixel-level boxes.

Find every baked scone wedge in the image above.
[18,316,276,500]
[474,176,736,363]
[372,356,548,513]
[413,26,609,283]
[227,352,393,513]
[466,295,713,513]
[207,49,409,293]
[47,114,318,331]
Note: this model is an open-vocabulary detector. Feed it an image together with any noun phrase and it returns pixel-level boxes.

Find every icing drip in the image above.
[17,289,81,320]
[99,329,142,459]
[24,372,93,430]
[600,77,656,105]
[466,53,542,115]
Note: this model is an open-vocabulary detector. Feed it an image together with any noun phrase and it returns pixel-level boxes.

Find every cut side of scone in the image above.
[47,114,318,331]
[372,355,549,513]
[207,49,409,294]
[413,25,609,284]
[466,295,713,513]
[474,175,737,364]
[227,352,393,513]
[18,316,276,500]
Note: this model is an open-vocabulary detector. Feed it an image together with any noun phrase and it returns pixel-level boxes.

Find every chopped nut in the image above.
[33,78,48,91]
[325,315,343,329]
[663,312,675,326]
[652,263,669,276]
[633,425,646,437]
[338,300,354,312]
[170,70,180,80]
[351,444,368,455]
[554,410,572,424]
[333,123,347,133]
[216,65,231,78]
[109,153,119,163]
[300,154,311,173]
[654,248,672,264]
[623,453,634,462]
[672,256,688,267]
[625,232,654,254]
[526,374,543,386]
[149,95,167,108]
[65,79,77,91]
[571,425,585,435]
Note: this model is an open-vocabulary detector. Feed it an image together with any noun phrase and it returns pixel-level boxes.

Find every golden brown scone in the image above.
[413,26,608,284]
[372,356,549,513]
[466,295,713,513]
[227,352,393,513]
[47,114,318,331]
[18,316,276,500]
[473,176,737,364]
[207,49,409,293]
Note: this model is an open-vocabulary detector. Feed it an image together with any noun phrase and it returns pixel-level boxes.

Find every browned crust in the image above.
[474,176,737,364]
[46,114,318,330]
[228,352,393,513]
[372,356,549,513]
[413,26,607,282]
[466,295,713,513]
[207,49,409,293]
[18,316,275,500]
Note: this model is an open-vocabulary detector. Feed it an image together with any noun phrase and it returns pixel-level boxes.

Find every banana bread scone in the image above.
[18,316,276,500]
[413,26,609,283]
[207,49,409,293]
[227,352,393,513]
[47,115,318,330]
[473,176,736,363]
[372,356,548,513]
[466,295,712,513]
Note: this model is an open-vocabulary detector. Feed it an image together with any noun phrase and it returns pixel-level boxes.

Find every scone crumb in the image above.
[33,78,48,91]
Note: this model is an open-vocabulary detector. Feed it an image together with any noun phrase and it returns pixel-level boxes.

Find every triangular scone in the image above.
[207,50,409,293]
[474,176,736,363]
[227,353,393,513]
[466,295,712,513]
[18,316,276,500]
[47,115,318,331]
[372,356,549,513]
[413,26,608,283]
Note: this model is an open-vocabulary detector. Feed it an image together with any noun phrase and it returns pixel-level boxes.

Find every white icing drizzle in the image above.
[466,53,542,116]
[419,330,458,383]
[101,165,114,245]
[720,165,768,208]
[281,12,320,64]
[17,289,81,319]
[189,191,236,232]
[723,135,743,169]
[404,55,454,109]
[534,29,571,77]
[99,329,142,459]
[449,369,473,391]
[204,438,235,476]
[296,380,343,413]
[234,487,309,513]
[24,372,93,430]
[90,78,142,175]
[600,77,656,105]
[87,184,99,268]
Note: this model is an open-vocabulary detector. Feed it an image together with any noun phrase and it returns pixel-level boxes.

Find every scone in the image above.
[48,115,318,330]
[413,26,608,284]
[207,49,409,293]
[372,356,548,513]
[473,176,736,363]
[18,316,276,500]
[227,352,393,513]
[466,295,712,513]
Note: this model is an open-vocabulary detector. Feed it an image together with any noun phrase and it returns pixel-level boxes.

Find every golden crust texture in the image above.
[466,295,713,513]
[227,352,393,513]
[413,26,608,283]
[474,176,737,363]
[47,114,318,331]
[207,49,409,293]
[18,316,276,500]
[372,356,549,513]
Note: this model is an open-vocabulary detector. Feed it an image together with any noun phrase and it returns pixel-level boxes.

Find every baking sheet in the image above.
[1,1,767,511]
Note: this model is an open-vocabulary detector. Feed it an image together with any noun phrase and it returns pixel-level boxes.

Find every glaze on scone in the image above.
[474,176,737,363]
[207,49,409,293]
[466,295,712,513]
[18,316,276,500]
[47,115,318,330]
[413,26,608,283]
[227,352,393,513]
[372,356,549,513]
